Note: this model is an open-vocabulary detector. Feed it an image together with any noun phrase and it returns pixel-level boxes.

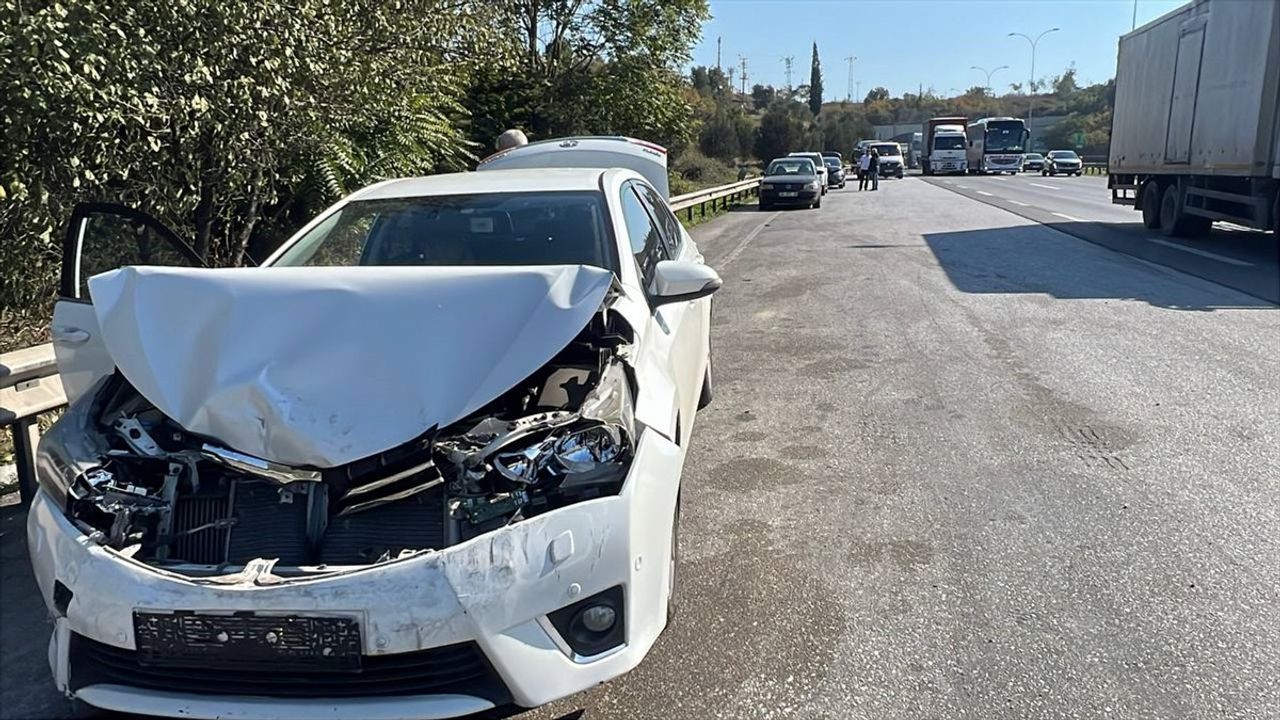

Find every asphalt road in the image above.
[3,178,1279,719]
[920,173,1280,304]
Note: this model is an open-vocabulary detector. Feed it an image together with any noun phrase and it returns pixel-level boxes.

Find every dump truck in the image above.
[1108,0,1280,236]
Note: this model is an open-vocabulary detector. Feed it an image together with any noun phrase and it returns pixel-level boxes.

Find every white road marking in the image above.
[1051,212,1084,222]
[976,190,994,197]
[956,185,970,189]
[717,212,779,269]
[1145,237,1254,267]
[1030,182,1061,190]
[1010,200,1031,207]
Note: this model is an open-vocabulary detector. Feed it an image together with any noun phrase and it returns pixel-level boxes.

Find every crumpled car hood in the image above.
[88,264,615,468]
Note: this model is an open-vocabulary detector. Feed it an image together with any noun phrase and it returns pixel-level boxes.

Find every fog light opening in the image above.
[548,585,626,659]
[579,604,616,633]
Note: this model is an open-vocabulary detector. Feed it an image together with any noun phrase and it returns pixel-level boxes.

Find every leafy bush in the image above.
[670,149,737,193]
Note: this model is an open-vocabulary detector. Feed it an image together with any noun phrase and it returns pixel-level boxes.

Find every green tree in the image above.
[751,84,777,111]
[863,86,890,104]
[808,43,823,116]
[1,0,491,349]
[756,101,809,161]
[1052,64,1080,96]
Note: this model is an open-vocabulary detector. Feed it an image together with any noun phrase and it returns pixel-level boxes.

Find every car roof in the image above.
[350,168,606,201]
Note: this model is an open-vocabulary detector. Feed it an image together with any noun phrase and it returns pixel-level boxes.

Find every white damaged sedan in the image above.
[29,138,720,718]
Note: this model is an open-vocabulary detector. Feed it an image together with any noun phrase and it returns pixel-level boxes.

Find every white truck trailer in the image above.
[1108,0,1280,236]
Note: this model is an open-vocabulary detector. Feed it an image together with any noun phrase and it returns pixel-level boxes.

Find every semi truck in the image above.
[921,117,969,175]
[1108,0,1280,236]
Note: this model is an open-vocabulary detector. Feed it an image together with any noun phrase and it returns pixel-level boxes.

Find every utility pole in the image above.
[970,65,1009,95]
[1009,28,1059,128]
[728,67,735,92]
[844,56,857,101]
[782,56,795,90]
[716,36,722,71]
[739,55,749,95]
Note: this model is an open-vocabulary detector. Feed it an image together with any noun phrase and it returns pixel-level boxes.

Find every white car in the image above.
[786,151,829,194]
[29,137,720,718]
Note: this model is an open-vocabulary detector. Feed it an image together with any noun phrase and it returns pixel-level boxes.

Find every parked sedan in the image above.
[760,157,824,209]
[31,137,720,719]
[787,151,829,194]
[822,156,847,188]
[1043,150,1083,176]
[1022,152,1045,172]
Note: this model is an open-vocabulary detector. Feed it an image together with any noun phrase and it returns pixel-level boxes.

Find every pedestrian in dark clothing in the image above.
[869,149,880,191]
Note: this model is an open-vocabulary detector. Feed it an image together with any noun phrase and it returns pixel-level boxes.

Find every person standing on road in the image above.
[858,150,872,191]
[869,149,880,191]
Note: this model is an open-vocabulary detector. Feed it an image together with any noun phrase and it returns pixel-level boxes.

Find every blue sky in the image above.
[692,0,1188,100]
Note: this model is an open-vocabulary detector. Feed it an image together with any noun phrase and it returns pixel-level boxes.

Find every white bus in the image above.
[965,117,1029,174]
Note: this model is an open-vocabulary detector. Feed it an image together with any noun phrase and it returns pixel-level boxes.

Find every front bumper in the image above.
[1048,163,1081,173]
[760,188,821,205]
[27,429,685,719]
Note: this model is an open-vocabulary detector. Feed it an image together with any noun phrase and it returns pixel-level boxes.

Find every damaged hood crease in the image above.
[89,264,616,468]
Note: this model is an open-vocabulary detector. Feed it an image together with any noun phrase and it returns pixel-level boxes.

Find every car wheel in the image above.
[666,493,681,624]
[813,197,822,208]
[896,171,903,179]
[697,358,713,410]
[1140,181,1162,229]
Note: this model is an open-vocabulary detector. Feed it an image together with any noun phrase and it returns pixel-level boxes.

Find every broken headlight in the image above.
[493,423,627,484]
[34,381,113,508]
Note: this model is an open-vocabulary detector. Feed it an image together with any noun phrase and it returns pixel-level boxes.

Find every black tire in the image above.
[813,197,822,209]
[666,493,681,624]
[697,358,713,409]
[1185,215,1213,237]
[1140,181,1162,229]
[897,171,903,179]
[1159,184,1200,238]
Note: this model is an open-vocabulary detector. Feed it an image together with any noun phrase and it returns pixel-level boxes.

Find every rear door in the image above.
[53,203,203,403]
[1164,22,1206,164]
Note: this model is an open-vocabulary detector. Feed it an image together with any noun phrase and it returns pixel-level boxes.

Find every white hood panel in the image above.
[88,265,614,468]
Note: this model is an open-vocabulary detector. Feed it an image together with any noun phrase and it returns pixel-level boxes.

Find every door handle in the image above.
[52,326,91,344]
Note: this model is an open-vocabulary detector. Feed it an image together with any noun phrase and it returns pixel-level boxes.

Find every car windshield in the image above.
[933,136,966,150]
[1050,151,1079,159]
[1025,153,1044,160]
[984,122,1027,152]
[823,158,842,168]
[872,144,901,156]
[767,159,815,175]
[271,192,615,271]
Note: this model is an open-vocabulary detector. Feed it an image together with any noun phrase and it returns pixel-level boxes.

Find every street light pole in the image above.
[1008,27,1059,131]
[970,65,1009,95]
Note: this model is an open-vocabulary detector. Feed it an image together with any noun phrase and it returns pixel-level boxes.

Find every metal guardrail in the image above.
[1,343,64,505]
[669,177,761,221]
[0,177,764,506]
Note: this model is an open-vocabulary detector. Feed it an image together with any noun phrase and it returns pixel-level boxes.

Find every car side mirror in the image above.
[650,260,722,307]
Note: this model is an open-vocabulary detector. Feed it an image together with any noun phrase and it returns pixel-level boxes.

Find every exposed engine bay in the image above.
[43,311,637,574]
